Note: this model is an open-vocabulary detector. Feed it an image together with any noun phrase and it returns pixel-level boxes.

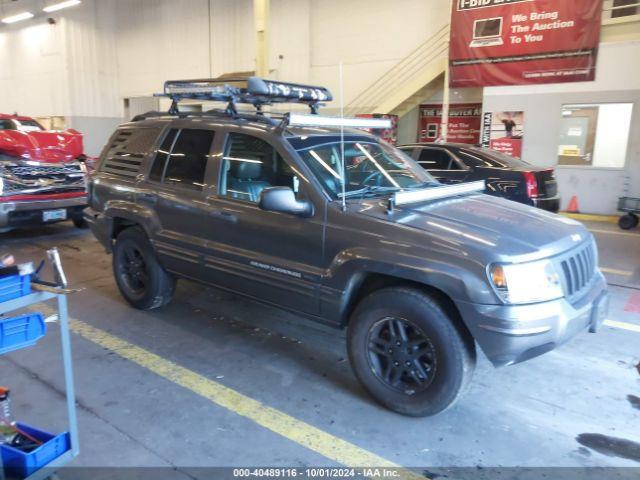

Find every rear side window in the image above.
[149,129,178,182]
[418,148,457,170]
[100,127,162,178]
[149,129,214,191]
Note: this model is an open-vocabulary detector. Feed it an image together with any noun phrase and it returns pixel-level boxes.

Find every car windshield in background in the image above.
[294,139,434,198]
[15,119,44,132]
[460,146,531,169]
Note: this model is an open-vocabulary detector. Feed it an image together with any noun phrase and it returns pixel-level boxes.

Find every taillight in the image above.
[523,171,538,198]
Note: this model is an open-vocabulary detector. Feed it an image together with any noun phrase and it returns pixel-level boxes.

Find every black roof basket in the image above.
[155,76,333,117]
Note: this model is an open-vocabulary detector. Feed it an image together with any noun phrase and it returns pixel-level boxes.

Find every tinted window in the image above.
[418,149,455,170]
[460,147,531,168]
[220,133,295,203]
[162,129,214,190]
[100,127,163,179]
[0,120,15,130]
[149,129,178,182]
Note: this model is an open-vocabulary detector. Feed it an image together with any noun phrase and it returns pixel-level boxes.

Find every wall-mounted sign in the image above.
[449,0,603,87]
[356,113,398,144]
[418,103,482,143]
[483,111,525,158]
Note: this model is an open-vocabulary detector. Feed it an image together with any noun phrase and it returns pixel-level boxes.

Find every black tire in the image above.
[618,213,638,230]
[347,287,476,417]
[113,226,175,310]
[72,218,89,229]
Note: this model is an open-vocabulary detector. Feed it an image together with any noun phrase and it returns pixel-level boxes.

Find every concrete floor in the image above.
[0,219,639,476]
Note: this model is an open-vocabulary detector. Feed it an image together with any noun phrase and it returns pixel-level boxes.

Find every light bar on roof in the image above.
[248,78,333,102]
[2,12,34,24]
[392,180,486,207]
[288,113,392,129]
[43,0,82,13]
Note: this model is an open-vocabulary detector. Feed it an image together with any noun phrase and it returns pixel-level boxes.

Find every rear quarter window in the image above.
[99,127,163,178]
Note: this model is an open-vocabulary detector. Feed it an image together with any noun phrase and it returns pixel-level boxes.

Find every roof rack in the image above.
[155,76,333,117]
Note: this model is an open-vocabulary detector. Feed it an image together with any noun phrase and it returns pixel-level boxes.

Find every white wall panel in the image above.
[210,0,255,77]
[116,0,211,97]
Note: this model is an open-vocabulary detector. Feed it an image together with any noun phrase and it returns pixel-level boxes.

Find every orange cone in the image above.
[567,195,580,213]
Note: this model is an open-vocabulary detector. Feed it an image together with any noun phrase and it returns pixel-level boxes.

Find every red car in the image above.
[0,114,89,232]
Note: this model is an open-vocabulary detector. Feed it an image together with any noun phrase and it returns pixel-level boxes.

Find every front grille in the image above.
[0,161,85,196]
[559,242,597,299]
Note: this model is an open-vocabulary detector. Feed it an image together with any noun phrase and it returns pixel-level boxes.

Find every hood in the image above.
[356,193,589,261]
[0,129,84,163]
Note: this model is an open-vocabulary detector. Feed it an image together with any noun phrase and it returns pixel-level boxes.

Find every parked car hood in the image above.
[356,193,589,260]
[0,129,84,163]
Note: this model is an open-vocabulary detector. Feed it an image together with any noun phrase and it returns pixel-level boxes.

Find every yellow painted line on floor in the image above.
[589,228,640,238]
[37,304,423,477]
[561,212,619,224]
[600,267,634,276]
[604,320,640,334]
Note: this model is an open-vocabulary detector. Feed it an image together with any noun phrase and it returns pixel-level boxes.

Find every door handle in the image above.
[210,210,237,223]
[138,193,157,205]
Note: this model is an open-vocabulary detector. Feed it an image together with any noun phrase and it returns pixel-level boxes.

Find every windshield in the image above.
[294,139,434,198]
[15,119,44,132]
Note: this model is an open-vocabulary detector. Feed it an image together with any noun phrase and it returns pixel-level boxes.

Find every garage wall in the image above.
[483,41,640,214]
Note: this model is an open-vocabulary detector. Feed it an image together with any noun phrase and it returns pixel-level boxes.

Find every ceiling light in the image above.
[43,0,82,13]
[1,12,35,24]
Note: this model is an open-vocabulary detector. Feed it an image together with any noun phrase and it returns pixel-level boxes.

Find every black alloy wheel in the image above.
[118,244,148,296]
[367,317,437,395]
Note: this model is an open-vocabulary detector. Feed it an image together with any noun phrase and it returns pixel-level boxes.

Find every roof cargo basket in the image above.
[156,77,333,116]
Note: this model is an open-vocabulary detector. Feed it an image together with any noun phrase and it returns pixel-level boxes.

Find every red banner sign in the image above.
[449,0,603,88]
[418,103,482,144]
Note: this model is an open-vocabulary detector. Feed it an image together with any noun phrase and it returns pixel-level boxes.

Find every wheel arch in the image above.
[341,272,476,352]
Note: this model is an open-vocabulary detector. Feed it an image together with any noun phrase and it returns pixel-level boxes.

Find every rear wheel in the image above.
[618,213,638,230]
[113,227,175,309]
[347,287,475,417]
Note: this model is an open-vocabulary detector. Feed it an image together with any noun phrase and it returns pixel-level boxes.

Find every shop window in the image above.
[557,103,633,168]
[426,123,438,139]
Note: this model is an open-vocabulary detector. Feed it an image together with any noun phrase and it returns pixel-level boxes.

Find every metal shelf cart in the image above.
[0,290,79,480]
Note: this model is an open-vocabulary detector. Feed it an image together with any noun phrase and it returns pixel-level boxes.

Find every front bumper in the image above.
[456,272,608,367]
[0,194,87,231]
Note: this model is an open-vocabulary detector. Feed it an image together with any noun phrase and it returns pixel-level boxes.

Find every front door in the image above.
[204,130,325,315]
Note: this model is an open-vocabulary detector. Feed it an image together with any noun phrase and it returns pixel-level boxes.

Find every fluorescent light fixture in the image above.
[43,0,82,13]
[288,113,392,129]
[2,12,35,24]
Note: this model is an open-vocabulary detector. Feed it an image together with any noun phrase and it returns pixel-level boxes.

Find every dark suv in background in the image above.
[85,78,607,416]
[399,143,560,212]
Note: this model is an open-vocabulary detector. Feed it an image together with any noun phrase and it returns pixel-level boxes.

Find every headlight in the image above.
[490,259,563,304]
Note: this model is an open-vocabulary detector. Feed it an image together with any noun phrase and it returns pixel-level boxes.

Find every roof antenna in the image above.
[339,61,347,213]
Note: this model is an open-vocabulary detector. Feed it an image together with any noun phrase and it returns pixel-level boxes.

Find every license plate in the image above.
[43,209,67,222]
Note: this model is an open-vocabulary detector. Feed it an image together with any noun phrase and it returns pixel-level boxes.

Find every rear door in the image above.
[416,147,471,184]
[203,129,325,315]
[138,124,218,277]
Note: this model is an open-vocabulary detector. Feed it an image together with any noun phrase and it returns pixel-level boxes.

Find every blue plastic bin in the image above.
[0,423,70,478]
[0,275,31,304]
[0,313,46,355]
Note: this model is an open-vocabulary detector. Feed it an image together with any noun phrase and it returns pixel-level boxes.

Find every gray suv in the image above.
[85,78,609,416]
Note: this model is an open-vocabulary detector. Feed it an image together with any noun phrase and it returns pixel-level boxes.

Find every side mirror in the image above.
[259,187,314,217]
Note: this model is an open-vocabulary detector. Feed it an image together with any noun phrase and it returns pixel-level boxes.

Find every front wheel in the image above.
[113,226,175,310]
[347,287,475,417]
